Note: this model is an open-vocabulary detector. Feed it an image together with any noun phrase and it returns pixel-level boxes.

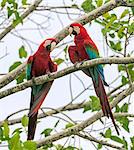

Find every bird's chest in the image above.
[32,56,50,77]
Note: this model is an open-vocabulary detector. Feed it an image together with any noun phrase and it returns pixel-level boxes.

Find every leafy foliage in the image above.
[0,0,25,26]
[41,128,53,137]
[83,96,101,113]
[21,115,29,127]
[8,45,28,84]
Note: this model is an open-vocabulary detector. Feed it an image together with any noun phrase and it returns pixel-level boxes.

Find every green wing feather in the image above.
[84,45,106,85]
[26,63,32,80]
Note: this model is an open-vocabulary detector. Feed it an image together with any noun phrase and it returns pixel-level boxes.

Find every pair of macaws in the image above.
[27,23,119,140]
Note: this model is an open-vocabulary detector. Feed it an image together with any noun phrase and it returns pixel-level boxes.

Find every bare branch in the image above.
[0,57,133,99]
[77,133,125,150]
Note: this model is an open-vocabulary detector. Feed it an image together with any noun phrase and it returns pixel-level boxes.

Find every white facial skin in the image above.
[68,26,80,35]
[43,40,56,51]
[50,41,56,51]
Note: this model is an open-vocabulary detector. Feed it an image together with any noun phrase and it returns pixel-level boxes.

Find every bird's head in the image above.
[68,23,83,36]
[43,38,57,52]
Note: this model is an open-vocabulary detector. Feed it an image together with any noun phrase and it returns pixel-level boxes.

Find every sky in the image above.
[0,0,133,149]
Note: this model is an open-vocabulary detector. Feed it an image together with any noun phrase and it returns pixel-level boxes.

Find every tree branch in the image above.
[0,62,26,89]
[0,0,131,89]
[0,57,133,100]
[77,133,125,150]
[36,84,134,147]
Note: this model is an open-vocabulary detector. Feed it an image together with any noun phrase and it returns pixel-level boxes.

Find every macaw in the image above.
[68,23,119,135]
[26,38,57,140]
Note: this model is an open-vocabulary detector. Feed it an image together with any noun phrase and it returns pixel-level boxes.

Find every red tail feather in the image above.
[92,75,119,135]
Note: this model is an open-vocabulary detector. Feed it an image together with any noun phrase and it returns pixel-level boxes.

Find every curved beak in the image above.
[68,26,73,36]
[50,41,56,51]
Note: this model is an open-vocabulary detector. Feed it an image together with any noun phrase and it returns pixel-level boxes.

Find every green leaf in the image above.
[128,22,134,34]
[13,2,18,9]
[115,105,120,113]
[121,103,128,112]
[115,41,122,51]
[101,28,110,36]
[122,137,128,149]
[54,58,64,65]
[90,96,101,111]
[131,7,134,15]
[13,13,23,27]
[19,45,27,58]
[83,101,91,113]
[122,118,129,132]
[41,128,53,137]
[1,0,7,7]
[12,128,22,135]
[109,41,122,51]
[9,132,22,150]
[3,121,9,139]
[22,0,27,5]
[131,136,134,147]
[43,143,53,149]
[106,14,117,29]
[64,146,77,150]
[96,0,103,7]
[9,61,22,72]
[98,143,102,149]
[103,12,110,19]
[117,26,125,38]
[117,116,129,132]
[120,9,129,19]
[16,72,26,84]
[81,0,95,13]
[65,123,74,129]
[7,7,13,18]
[23,141,37,150]
[121,76,128,85]
[105,128,111,138]
[111,135,123,144]
[21,115,29,127]
[0,127,3,140]
[118,64,125,72]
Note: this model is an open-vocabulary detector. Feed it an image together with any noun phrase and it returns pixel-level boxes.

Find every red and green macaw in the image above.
[68,23,119,135]
[26,38,57,140]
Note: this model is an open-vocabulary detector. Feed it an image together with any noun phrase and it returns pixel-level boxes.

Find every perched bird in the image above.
[26,38,57,140]
[68,23,119,135]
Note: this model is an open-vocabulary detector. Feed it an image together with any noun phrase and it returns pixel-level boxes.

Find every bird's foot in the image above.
[46,71,51,78]
[32,77,36,86]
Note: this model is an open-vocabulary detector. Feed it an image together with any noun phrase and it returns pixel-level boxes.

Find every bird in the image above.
[26,38,57,140]
[68,23,119,135]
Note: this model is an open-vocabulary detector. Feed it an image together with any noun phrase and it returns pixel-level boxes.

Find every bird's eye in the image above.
[46,45,51,51]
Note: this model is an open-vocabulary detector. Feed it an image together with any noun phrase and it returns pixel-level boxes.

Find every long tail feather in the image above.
[91,71,119,135]
[28,82,53,117]
[27,82,53,140]
[27,93,38,140]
